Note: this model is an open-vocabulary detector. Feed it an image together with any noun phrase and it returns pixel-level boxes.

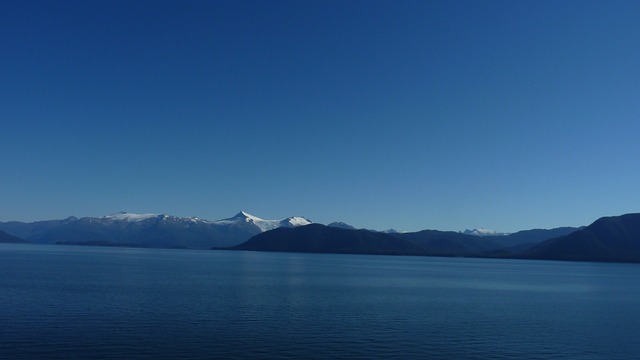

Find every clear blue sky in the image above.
[2,0,639,232]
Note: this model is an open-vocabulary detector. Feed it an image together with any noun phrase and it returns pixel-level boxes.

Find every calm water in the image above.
[1,244,639,359]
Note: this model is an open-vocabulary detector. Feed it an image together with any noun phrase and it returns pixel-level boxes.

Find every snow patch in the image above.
[104,212,158,222]
[214,211,312,232]
[462,228,508,236]
[286,217,313,227]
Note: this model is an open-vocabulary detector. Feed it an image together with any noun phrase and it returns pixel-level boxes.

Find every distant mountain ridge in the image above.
[486,227,583,248]
[229,223,583,258]
[3,211,638,263]
[0,216,78,240]
[0,211,312,249]
[229,213,639,263]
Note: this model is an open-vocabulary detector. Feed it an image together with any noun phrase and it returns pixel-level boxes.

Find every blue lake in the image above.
[1,244,639,359]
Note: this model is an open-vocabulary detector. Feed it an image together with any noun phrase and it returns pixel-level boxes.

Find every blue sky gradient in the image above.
[2,0,639,232]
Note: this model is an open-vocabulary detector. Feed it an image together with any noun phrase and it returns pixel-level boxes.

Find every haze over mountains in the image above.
[2,211,639,263]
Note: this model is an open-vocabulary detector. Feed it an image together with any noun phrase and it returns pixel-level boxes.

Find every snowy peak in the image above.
[217,211,265,226]
[103,212,159,222]
[279,216,313,228]
[230,211,264,222]
[100,210,310,232]
[215,211,312,232]
[462,228,508,237]
[102,212,209,224]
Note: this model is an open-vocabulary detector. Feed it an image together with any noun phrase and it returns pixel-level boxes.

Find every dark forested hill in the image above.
[230,224,425,255]
[523,214,640,262]
[486,227,581,247]
[228,214,640,263]
[392,230,504,256]
[229,224,514,257]
[0,230,26,243]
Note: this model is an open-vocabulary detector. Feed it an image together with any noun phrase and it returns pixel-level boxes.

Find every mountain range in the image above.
[2,211,639,263]
[230,214,639,263]
[231,224,580,257]
[0,211,311,249]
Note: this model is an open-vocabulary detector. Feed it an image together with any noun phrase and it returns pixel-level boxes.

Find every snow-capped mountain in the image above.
[0,211,312,249]
[214,211,312,232]
[103,212,159,222]
[102,211,210,225]
[462,228,509,237]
